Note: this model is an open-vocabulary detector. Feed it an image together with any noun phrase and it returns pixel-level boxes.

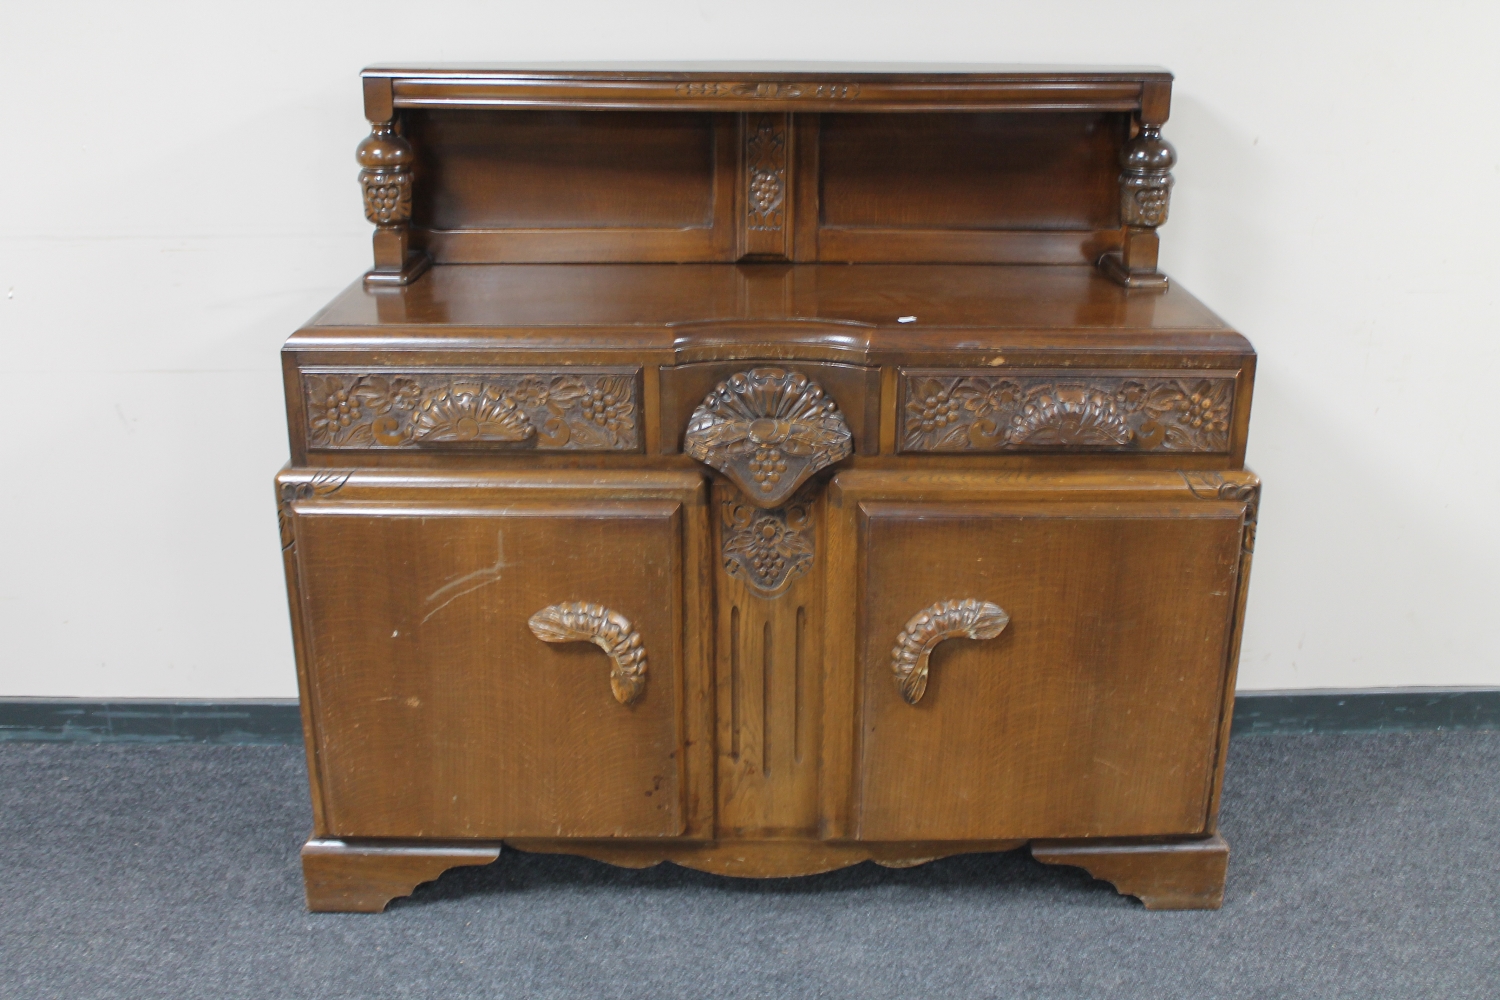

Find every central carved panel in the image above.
[721,489,815,597]
[683,368,853,507]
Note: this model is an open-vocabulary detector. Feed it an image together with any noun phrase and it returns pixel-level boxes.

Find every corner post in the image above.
[1101,115,1176,290]
[357,75,430,287]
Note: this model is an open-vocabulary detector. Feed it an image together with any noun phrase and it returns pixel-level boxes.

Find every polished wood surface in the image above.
[832,475,1247,841]
[282,470,711,840]
[281,64,1254,912]
[358,65,1172,278]
[307,264,1233,333]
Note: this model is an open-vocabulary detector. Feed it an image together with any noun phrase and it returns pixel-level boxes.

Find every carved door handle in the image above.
[891,599,1010,705]
[528,602,648,705]
[683,368,853,508]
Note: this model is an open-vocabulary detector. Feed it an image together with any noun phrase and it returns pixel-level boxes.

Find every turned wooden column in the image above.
[1100,123,1176,290]
[357,119,430,287]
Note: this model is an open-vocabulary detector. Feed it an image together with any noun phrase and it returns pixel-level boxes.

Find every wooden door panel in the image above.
[292,495,689,839]
[854,498,1243,841]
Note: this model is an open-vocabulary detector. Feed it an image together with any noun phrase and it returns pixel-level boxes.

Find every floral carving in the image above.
[891,599,1011,706]
[721,491,815,597]
[410,387,533,444]
[674,82,860,100]
[361,172,412,226]
[277,471,352,550]
[684,368,853,508]
[900,371,1234,454]
[302,370,639,451]
[528,602,648,705]
[746,116,786,232]
[1182,472,1261,554]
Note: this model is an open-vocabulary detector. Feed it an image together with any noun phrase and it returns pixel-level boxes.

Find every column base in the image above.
[363,251,432,288]
[1098,251,1170,290]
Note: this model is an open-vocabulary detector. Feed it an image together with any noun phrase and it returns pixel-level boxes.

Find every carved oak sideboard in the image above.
[277,64,1258,912]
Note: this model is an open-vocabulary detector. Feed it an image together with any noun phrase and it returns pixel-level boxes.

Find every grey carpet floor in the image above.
[1,733,1496,999]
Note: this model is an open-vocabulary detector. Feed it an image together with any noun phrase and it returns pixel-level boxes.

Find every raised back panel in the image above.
[355,67,1171,272]
[819,112,1125,231]
[405,109,736,262]
[809,112,1129,263]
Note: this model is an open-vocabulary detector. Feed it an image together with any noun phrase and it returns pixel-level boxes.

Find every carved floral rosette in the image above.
[901,372,1234,454]
[721,489,815,597]
[303,370,639,451]
[683,368,853,508]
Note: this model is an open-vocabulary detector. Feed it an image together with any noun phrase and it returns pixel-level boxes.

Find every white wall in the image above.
[3,0,1497,698]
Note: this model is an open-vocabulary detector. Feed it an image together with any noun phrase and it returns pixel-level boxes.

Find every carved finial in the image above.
[357,122,414,226]
[1100,123,1176,289]
[528,602,648,705]
[358,119,430,286]
[1119,125,1176,228]
[891,599,1010,705]
[683,369,853,508]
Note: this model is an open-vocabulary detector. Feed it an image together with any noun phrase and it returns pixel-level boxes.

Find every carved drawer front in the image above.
[302,367,642,452]
[282,471,700,839]
[829,471,1254,842]
[899,368,1236,454]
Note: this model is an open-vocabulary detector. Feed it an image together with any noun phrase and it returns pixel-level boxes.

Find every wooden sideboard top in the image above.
[294,264,1245,353]
[354,64,1178,281]
[361,63,1172,118]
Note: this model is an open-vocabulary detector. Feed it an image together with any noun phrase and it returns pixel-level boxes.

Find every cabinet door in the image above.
[281,470,708,840]
[827,471,1254,842]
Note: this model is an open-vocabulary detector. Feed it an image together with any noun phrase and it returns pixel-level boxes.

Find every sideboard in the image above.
[278,64,1258,912]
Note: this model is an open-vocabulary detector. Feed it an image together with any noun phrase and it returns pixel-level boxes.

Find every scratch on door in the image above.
[421,528,512,624]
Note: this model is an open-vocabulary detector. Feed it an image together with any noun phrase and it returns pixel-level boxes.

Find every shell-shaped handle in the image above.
[891,599,1010,705]
[528,602,648,705]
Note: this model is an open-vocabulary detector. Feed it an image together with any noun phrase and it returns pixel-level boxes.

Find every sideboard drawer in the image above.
[279,469,706,839]
[300,367,643,452]
[899,368,1239,454]
[827,470,1255,842]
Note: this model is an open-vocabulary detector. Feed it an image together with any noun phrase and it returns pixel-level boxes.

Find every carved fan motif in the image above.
[1009,387,1133,446]
[891,599,1010,705]
[683,368,853,508]
[528,602,648,705]
[901,374,1233,454]
[411,386,534,444]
